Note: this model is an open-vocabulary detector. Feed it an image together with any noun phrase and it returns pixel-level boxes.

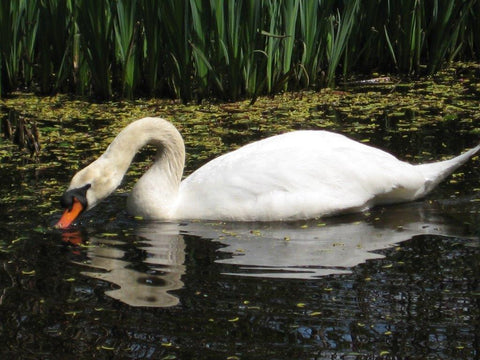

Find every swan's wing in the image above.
[178,131,425,220]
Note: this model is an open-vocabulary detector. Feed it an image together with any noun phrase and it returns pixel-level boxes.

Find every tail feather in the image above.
[414,144,480,197]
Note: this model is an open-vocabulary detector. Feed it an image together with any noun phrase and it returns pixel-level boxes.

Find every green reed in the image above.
[325,0,360,85]
[0,0,478,101]
[425,0,477,74]
[0,1,24,92]
[37,0,76,93]
[76,0,114,99]
[141,0,163,96]
[113,0,140,98]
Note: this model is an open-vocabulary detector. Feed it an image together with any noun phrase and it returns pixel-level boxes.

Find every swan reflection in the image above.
[69,223,185,307]
[182,202,469,278]
[66,202,471,307]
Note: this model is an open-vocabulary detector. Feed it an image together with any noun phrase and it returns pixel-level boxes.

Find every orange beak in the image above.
[55,197,84,229]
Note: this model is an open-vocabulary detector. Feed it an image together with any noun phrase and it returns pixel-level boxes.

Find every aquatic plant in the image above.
[113,0,140,98]
[0,1,26,93]
[0,0,478,101]
[36,0,75,93]
[75,0,114,99]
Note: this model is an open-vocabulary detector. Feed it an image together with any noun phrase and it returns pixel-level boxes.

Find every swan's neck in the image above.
[104,118,185,218]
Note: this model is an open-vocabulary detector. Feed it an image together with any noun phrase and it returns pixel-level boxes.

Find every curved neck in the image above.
[105,117,185,182]
[104,118,185,218]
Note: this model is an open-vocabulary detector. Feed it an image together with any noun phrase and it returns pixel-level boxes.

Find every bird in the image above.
[55,117,479,228]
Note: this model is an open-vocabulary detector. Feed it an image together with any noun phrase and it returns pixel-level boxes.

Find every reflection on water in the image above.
[64,202,472,307]
[184,202,470,278]
[64,223,185,307]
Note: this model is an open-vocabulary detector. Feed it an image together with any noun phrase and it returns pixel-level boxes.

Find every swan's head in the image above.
[55,184,91,229]
[55,158,122,229]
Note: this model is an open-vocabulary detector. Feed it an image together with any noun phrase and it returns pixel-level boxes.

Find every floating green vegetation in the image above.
[0,62,478,230]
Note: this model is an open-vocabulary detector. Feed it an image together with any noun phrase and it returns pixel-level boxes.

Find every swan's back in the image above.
[176,130,425,221]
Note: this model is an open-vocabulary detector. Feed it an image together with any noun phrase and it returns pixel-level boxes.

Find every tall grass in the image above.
[325,0,360,85]
[141,0,163,96]
[0,0,478,101]
[0,1,23,93]
[113,0,140,98]
[76,0,114,98]
[37,0,75,93]
[425,0,476,74]
[469,0,480,57]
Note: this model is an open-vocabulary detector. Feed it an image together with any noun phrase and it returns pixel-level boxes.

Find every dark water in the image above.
[1,99,480,359]
[1,201,479,359]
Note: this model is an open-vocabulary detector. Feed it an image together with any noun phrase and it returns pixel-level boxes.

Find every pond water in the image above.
[1,73,479,359]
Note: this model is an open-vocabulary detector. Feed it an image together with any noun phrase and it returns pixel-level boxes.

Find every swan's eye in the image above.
[60,184,91,210]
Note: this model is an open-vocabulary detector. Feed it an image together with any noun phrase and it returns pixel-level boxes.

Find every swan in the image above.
[55,117,479,228]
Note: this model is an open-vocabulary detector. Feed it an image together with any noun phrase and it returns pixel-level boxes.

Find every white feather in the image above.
[65,117,479,221]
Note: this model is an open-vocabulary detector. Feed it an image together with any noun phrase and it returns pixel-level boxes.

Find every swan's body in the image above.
[56,117,479,228]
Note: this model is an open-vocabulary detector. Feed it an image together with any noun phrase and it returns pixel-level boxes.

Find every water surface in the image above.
[0,84,479,358]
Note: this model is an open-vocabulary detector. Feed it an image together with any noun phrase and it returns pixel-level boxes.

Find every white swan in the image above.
[55,117,479,228]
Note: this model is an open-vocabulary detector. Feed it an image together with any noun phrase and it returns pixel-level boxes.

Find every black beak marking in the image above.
[60,184,91,210]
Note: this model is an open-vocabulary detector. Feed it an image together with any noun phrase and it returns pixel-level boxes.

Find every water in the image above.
[1,89,479,359]
[1,204,479,359]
